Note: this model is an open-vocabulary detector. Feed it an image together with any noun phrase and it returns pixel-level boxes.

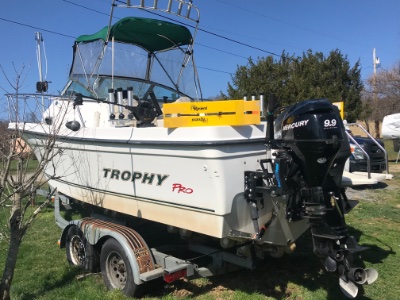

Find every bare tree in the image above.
[0,64,66,300]
[365,64,400,138]
[358,91,373,133]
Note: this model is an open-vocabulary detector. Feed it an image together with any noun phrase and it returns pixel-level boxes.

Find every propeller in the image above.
[339,278,358,299]
[365,268,378,285]
[339,267,379,298]
[324,256,337,272]
[348,268,367,285]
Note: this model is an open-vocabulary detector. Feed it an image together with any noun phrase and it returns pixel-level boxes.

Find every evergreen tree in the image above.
[227,49,363,121]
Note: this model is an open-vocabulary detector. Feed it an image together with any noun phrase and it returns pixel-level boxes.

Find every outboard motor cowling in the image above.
[274,99,347,187]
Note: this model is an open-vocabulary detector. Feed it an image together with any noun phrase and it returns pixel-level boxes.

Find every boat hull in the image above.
[22,123,309,244]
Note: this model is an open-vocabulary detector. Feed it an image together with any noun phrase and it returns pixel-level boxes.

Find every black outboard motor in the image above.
[275,99,378,298]
[266,99,377,298]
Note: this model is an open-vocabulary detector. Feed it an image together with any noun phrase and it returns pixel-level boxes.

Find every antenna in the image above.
[35,32,48,93]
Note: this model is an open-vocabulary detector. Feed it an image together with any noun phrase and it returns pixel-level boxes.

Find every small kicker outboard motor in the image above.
[247,98,378,298]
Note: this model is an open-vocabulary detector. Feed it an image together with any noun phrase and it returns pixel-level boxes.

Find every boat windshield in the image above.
[63,76,187,103]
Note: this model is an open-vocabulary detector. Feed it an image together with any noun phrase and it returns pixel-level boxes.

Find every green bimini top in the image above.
[75,16,193,53]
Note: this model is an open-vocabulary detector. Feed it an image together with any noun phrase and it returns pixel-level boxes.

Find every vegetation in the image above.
[0,65,65,300]
[363,64,400,137]
[226,50,364,122]
[9,159,38,173]
[0,163,399,299]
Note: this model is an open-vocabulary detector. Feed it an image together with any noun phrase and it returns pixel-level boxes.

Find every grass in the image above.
[8,158,39,172]
[0,164,399,299]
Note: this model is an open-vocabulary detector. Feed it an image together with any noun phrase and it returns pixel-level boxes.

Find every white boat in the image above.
[382,113,400,139]
[7,1,378,297]
[9,0,288,244]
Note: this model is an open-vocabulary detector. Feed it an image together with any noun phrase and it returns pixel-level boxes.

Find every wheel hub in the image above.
[107,252,127,288]
[70,235,85,266]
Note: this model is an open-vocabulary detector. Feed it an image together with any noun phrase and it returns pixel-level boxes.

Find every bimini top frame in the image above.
[69,0,202,100]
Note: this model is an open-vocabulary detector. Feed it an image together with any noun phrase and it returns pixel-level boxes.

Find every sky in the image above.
[0,0,399,99]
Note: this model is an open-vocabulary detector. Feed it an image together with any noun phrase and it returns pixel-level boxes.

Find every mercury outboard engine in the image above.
[247,98,378,298]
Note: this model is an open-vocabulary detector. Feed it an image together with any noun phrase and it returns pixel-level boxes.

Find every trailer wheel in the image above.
[100,238,138,297]
[270,246,284,258]
[65,225,99,272]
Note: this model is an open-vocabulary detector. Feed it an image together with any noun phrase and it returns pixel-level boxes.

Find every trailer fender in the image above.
[60,217,155,286]
[59,220,82,248]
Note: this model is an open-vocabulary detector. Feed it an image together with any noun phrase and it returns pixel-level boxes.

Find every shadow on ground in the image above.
[144,226,393,300]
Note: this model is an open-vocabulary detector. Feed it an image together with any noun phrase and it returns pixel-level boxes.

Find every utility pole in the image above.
[373,48,379,76]
[372,48,380,138]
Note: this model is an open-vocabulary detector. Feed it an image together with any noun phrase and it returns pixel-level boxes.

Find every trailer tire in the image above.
[65,225,99,272]
[270,246,284,258]
[100,238,139,297]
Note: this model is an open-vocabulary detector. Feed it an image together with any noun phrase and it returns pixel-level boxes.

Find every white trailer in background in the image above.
[382,113,400,140]
[382,113,400,163]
